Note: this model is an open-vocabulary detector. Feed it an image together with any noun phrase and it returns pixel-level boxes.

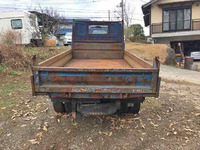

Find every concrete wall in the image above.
[155,35,200,45]
[151,0,200,24]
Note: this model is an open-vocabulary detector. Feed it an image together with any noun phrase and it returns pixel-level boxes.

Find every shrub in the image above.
[0,31,30,70]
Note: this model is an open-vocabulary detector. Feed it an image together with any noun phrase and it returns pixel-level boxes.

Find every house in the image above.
[142,0,200,56]
[0,10,41,45]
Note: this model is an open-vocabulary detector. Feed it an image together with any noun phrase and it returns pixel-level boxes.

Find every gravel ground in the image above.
[0,63,200,150]
[159,64,200,84]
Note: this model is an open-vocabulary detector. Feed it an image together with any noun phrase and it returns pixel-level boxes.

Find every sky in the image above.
[0,0,150,35]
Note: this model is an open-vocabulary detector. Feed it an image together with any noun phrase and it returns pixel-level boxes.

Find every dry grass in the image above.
[45,39,57,47]
[126,42,169,63]
[0,31,30,70]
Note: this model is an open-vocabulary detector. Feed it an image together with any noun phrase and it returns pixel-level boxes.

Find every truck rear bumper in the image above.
[35,85,157,99]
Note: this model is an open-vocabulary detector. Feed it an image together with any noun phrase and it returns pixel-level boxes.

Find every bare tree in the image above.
[113,0,135,28]
[28,3,64,45]
[113,0,135,39]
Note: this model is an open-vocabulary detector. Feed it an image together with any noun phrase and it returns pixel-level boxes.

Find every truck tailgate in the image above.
[32,67,160,99]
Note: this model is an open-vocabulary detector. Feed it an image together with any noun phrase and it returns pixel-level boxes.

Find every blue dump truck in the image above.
[31,20,161,115]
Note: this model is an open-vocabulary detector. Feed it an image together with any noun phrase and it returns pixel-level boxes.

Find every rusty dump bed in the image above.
[31,21,161,99]
[38,50,152,69]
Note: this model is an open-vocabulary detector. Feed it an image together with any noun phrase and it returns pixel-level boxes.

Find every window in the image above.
[163,7,191,32]
[11,19,23,29]
[88,25,108,34]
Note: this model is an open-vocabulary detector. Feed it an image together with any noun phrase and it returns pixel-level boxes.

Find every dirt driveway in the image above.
[0,65,200,150]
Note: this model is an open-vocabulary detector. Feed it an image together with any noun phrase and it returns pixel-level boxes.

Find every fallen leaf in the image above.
[195,113,200,116]
[21,124,27,127]
[42,108,49,113]
[37,132,43,137]
[1,107,6,110]
[66,130,71,134]
[109,132,113,137]
[29,139,38,145]
[43,126,48,131]
[135,125,139,129]
[24,116,37,121]
[169,122,175,128]
[23,112,29,117]
[44,122,48,127]
[150,121,159,127]
[99,131,113,136]
[63,114,70,118]
[12,109,17,113]
[184,128,195,132]
[157,115,161,121]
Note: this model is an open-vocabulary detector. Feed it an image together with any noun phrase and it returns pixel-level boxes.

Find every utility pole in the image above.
[120,0,125,49]
[121,0,124,23]
[108,10,110,21]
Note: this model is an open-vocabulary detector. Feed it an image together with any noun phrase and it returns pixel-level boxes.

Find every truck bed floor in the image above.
[64,59,132,69]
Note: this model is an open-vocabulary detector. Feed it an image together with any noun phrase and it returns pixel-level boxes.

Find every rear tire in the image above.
[127,103,140,114]
[64,102,72,113]
[52,102,65,113]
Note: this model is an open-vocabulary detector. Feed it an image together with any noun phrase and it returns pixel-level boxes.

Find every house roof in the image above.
[142,0,158,15]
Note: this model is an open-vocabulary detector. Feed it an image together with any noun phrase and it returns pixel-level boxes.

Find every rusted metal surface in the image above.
[73,50,123,59]
[64,59,132,69]
[39,50,72,66]
[33,66,159,98]
[51,54,72,67]
[124,51,152,68]
[33,66,158,73]
[74,43,123,50]
[30,75,36,96]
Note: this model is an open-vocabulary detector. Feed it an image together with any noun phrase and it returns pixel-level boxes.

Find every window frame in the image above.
[87,24,110,35]
[11,19,23,29]
[162,6,192,32]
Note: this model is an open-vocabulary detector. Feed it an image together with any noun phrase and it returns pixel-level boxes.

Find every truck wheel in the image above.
[127,103,141,114]
[64,102,72,113]
[119,102,141,114]
[52,102,65,113]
